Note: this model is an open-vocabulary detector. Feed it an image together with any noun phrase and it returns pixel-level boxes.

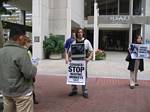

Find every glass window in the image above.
[99,0,107,15]
[107,0,118,15]
[84,0,94,19]
[133,0,142,15]
[119,0,129,15]
[132,24,141,42]
[84,0,130,18]
[98,0,118,15]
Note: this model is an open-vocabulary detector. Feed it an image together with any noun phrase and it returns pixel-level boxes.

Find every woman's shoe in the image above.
[135,83,139,86]
[129,85,135,89]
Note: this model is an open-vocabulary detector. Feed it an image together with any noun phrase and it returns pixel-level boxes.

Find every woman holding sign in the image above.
[67,28,93,98]
[127,34,144,89]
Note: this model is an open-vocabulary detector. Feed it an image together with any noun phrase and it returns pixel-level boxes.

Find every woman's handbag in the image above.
[125,52,131,62]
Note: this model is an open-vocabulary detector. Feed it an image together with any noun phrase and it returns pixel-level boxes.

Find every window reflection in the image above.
[84,0,142,17]
[99,0,118,15]
[119,0,129,15]
[133,0,142,15]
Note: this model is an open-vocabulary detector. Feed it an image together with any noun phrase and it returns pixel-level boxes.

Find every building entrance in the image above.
[99,30,129,51]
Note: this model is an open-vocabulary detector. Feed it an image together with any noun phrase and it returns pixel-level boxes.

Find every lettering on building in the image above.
[109,16,129,24]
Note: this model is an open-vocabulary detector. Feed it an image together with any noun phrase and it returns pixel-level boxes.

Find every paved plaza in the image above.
[33,52,150,112]
[34,75,150,112]
[37,51,150,80]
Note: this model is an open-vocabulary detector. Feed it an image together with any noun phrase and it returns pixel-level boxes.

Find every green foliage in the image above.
[95,49,106,60]
[43,34,64,58]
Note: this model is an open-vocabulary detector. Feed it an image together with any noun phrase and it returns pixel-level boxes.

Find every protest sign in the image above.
[31,57,40,66]
[67,60,86,85]
[130,44,150,59]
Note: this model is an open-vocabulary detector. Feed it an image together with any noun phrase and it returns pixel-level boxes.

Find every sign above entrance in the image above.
[109,16,129,24]
[88,15,150,24]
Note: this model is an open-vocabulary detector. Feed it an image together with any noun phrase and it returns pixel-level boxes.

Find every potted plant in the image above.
[95,49,106,60]
[43,34,64,59]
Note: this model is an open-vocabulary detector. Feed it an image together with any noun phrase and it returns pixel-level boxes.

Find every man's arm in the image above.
[64,39,70,64]
[86,51,93,62]
[19,52,37,79]
[65,49,69,64]
[86,40,93,62]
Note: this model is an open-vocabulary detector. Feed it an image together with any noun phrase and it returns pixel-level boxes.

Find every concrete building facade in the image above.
[86,0,150,52]
[32,0,150,59]
[32,0,84,58]
[3,0,150,59]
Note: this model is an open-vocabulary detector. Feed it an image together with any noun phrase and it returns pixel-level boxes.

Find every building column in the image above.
[93,0,99,60]
[144,0,150,44]
[32,0,50,59]
[66,0,71,40]
[19,10,25,25]
[129,24,133,43]
[141,0,145,40]
[141,24,145,38]
[141,0,146,16]
[129,0,133,44]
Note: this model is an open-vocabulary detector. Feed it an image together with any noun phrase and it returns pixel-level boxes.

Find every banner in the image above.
[67,60,86,85]
[130,44,150,59]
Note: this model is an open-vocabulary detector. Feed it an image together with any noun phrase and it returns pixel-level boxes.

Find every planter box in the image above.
[49,54,62,60]
[96,56,106,60]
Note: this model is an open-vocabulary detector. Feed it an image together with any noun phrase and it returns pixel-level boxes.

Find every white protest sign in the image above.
[130,44,150,59]
[67,60,86,85]
[138,44,150,58]
[31,57,40,66]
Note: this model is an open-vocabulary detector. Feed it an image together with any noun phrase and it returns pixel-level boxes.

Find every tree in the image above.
[0,0,11,48]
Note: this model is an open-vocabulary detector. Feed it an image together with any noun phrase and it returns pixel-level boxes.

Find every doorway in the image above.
[99,30,129,51]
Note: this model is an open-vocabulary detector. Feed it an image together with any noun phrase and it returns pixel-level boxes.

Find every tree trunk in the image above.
[0,20,4,48]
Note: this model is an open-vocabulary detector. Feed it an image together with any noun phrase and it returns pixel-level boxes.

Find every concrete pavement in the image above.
[34,75,150,112]
[37,51,150,80]
[34,53,150,112]
[1,51,150,112]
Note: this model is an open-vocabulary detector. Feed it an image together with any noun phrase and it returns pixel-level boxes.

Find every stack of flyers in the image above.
[31,57,40,65]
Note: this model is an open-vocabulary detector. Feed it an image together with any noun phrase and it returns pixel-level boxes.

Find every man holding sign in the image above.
[67,28,93,98]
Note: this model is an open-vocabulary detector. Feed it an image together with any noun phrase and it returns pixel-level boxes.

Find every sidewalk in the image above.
[34,75,150,112]
[34,51,150,112]
[37,51,150,80]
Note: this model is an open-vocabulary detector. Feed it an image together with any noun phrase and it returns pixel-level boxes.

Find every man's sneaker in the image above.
[68,91,77,96]
[83,93,88,98]
[34,100,39,104]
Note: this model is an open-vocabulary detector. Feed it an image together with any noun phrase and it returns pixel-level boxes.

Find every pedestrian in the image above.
[64,30,76,64]
[128,34,144,89]
[25,38,39,104]
[68,28,93,98]
[0,26,37,112]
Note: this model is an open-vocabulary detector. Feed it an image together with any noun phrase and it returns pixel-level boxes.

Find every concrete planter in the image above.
[49,53,62,60]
